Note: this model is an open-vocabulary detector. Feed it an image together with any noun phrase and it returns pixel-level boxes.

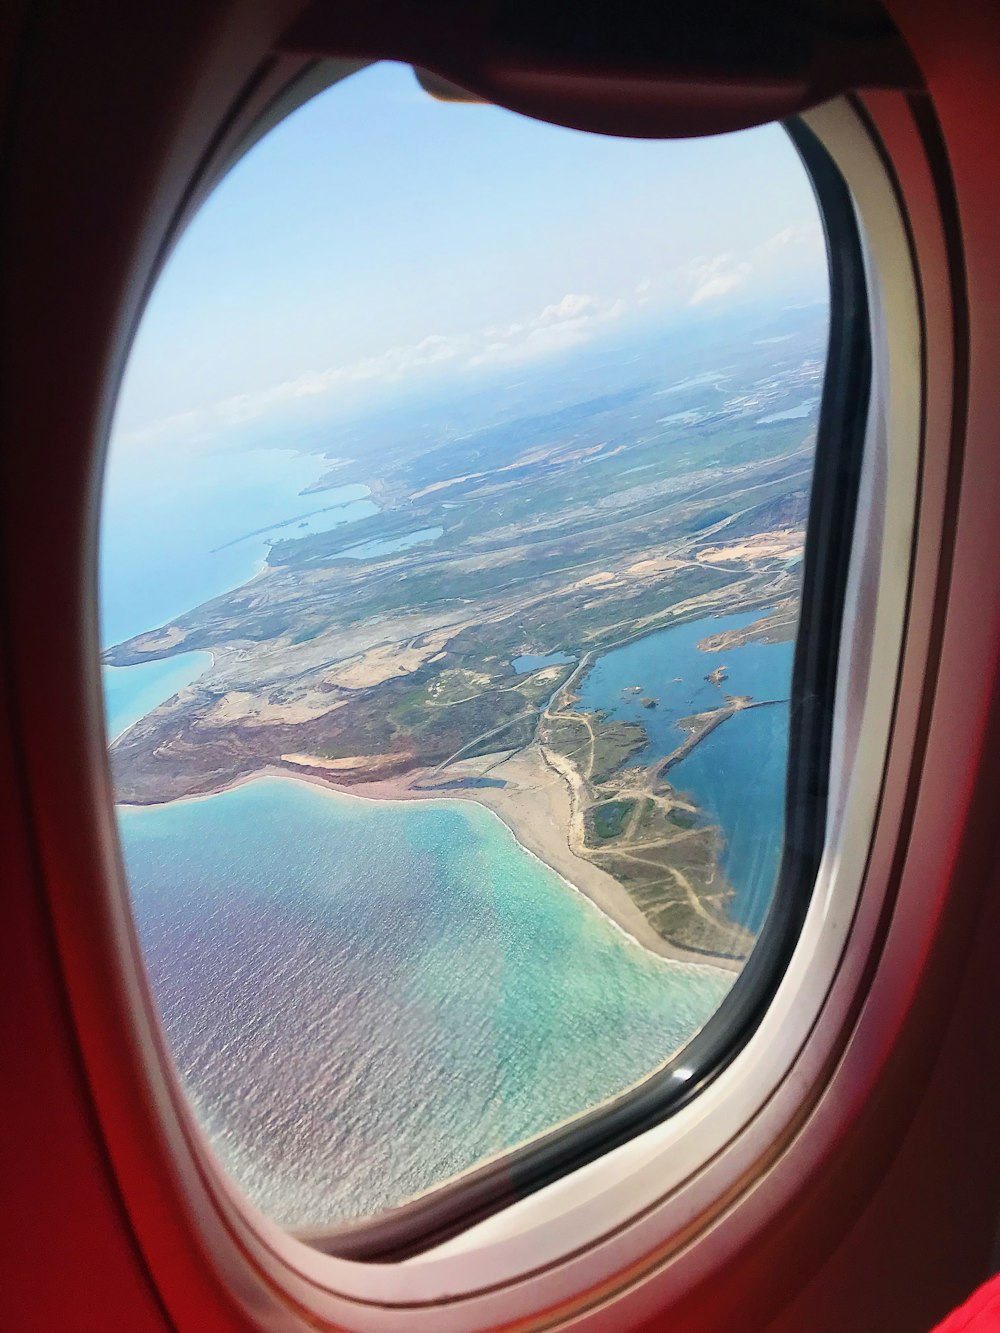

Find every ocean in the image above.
[99,438,375,734]
[100,441,790,1228]
[99,439,376,646]
[103,651,213,739]
[118,778,732,1227]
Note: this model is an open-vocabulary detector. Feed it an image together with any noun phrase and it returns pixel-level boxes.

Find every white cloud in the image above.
[120,333,475,446]
[756,221,824,255]
[683,253,754,307]
[536,293,600,325]
[470,292,625,367]
[120,291,630,446]
[671,220,824,312]
[635,276,652,305]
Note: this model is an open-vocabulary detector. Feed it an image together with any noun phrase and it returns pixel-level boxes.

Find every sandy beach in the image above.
[120,745,739,972]
[275,746,738,972]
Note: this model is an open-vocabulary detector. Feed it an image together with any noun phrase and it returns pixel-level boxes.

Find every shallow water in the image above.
[103,651,213,739]
[100,443,376,645]
[119,778,732,1226]
[757,397,819,424]
[512,650,577,673]
[337,525,444,560]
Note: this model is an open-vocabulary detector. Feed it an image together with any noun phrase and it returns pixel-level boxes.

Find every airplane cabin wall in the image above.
[1,2,998,1331]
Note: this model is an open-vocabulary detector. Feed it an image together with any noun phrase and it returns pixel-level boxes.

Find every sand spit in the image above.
[118,756,739,973]
[252,750,738,973]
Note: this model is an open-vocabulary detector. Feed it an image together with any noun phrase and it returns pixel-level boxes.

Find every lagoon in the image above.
[336,525,443,560]
[757,397,819,424]
[578,610,794,932]
[512,650,577,673]
[671,701,789,934]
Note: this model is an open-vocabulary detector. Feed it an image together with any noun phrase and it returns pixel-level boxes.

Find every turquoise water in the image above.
[99,438,741,1229]
[337,525,443,560]
[577,611,794,932]
[512,650,577,673]
[119,778,732,1227]
[103,651,213,739]
[100,443,377,645]
[100,452,791,1224]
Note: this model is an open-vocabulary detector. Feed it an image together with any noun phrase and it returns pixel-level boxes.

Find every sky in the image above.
[112,60,827,454]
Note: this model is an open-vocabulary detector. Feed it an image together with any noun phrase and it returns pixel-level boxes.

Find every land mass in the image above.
[106,316,823,962]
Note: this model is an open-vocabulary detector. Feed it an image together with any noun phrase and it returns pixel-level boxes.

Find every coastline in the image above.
[103,649,215,744]
[118,748,740,974]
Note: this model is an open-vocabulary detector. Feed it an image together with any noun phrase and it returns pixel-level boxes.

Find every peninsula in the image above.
[106,328,822,964]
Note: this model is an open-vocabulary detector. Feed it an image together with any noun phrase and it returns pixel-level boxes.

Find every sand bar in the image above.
[251,751,736,971]
[119,747,738,972]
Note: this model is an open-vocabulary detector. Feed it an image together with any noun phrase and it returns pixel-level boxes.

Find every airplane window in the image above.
[100,61,836,1239]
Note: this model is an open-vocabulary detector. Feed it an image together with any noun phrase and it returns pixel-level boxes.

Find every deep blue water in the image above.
[119,779,732,1226]
[672,703,790,933]
[577,611,794,932]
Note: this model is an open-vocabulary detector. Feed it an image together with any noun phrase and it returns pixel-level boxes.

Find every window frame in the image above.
[3,13,963,1323]
[148,92,922,1328]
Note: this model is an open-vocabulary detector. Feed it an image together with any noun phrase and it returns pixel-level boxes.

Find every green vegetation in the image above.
[589,800,635,841]
[289,624,326,645]
[106,308,824,960]
[590,722,647,784]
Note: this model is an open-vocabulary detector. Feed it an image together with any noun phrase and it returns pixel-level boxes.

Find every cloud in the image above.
[119,292,629,446]
[756,221,824,255]
[635,276,652,305]
[119,333,474,446]
[676,221,825,311]
[683,254,754,307]
[469,292,625,367]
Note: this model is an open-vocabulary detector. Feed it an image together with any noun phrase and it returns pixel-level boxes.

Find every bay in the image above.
[118,778,732,1227]
[99,442,377,646]
[577,610,795,932]
[103,651,213,739]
